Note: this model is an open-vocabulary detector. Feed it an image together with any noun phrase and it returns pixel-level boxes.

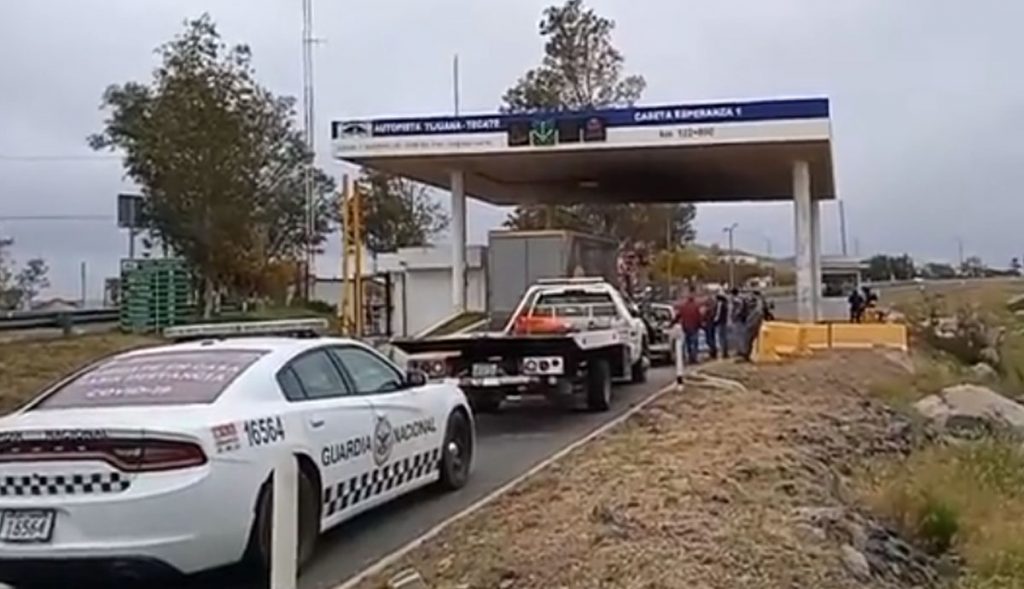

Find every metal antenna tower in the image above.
[302,0,316,298]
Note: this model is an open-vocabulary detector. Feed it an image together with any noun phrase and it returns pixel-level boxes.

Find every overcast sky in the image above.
[1,0,1021,299]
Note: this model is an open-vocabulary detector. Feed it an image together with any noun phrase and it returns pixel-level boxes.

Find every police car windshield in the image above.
[33,349,268,410]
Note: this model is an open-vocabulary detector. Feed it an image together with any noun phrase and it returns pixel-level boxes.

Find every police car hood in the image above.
[0,405,220,435]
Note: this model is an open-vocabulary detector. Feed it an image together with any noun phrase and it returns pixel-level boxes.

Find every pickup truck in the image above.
[393,278,650,413]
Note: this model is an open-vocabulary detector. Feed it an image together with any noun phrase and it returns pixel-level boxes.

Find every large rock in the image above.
[970,362,999,381]
[913,384,1024,438]
[1007,293,1024,313]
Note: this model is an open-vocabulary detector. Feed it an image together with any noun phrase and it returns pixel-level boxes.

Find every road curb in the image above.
[332,380,678,589]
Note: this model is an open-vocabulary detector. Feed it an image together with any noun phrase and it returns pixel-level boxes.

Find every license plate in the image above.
[0,510,55,543]
[471,363,498,378]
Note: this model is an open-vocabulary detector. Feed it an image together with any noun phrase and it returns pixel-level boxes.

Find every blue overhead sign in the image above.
[332,97,829,139]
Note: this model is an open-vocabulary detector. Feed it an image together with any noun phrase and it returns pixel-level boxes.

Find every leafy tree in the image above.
[650,248,707,283]
[650,246,768,288]
[0,238,50,310]
[961,255,986,278]
[357,169,449,253]
[15,259,50,307]
[865,254,915,281]
[501,0,695,247]
[922,262,957,279]
[0,238,12,305]
[89,15,337,313]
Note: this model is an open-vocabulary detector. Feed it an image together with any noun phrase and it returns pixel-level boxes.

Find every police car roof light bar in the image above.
[163,318,330,342]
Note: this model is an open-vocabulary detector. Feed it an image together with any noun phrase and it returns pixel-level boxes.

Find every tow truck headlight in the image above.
[408,358,449,379]
[522,356,564,376]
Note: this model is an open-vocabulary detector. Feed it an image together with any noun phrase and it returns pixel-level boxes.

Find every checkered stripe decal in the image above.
[324,448,442,517]
[0,472,132,497]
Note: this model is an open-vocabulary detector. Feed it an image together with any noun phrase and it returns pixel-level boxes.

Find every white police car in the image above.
[0,319,474,582]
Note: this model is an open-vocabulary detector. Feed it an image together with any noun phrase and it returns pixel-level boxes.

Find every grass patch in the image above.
[861,439,1024,587]
[869,352,962,409]
[0,333,155,414]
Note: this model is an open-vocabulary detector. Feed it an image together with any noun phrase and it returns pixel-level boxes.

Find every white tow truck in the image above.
[393,278,650,413]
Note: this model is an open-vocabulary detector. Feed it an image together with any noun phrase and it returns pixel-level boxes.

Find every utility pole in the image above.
[80,262,87,306]
[723,223,738,288]
[955,236,965,271]
[453,54,461,116]
[838,200,849,257]
[301,0,316,300]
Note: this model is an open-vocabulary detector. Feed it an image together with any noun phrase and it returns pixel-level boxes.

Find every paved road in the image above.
[15,367,673,589]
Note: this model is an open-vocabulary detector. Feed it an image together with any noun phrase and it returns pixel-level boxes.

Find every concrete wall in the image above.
[770,296,849,322]
[390,266,487,337]
[313,245,487,338]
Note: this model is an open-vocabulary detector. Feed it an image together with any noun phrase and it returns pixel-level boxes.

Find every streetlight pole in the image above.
[723,223,738,289]
[955,236,965,272]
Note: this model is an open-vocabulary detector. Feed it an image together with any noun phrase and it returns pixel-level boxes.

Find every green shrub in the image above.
[862,439,1024,585]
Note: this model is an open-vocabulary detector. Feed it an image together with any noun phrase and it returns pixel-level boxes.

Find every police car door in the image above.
[328,345,444,507]
[279,348,377,529]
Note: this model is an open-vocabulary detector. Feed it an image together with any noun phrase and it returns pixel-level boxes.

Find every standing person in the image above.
[862,286,879,322]
[710,287,730,358]
[674,289,703,366]
[729,287,744,355]
[702,292,718,359]
[759,291,776,321]
[739,290,765,362]
[848,288,865,323]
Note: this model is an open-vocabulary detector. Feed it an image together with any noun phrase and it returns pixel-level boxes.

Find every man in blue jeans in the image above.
[706,287,730,359]
[675,290,703,365]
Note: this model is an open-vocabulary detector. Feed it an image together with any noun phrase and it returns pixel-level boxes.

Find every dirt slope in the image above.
[357,352,928,589]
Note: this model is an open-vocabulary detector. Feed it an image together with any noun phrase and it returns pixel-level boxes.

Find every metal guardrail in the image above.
[0,308,120,332]
[762,277,1018,299]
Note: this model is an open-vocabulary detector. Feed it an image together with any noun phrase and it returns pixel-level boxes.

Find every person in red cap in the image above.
[674,287,703,365]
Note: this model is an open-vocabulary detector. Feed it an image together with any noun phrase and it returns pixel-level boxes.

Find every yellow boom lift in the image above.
[339,175,364,336]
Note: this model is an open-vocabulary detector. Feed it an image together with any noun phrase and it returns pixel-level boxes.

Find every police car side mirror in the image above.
[405,369,428,388]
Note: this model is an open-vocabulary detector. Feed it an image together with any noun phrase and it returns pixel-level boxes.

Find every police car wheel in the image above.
[438,411,473,490]
[586,358,612,412]
[247,466,320,574]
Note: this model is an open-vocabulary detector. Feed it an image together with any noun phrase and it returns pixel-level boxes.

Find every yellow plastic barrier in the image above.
[754,321,908,363]
[756,321,804,359]
[801,324,831,351]
[830,323,908,351]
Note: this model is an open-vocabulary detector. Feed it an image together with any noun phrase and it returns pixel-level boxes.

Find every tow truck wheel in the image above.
[631,339,649,384]
[586,358,612,412]
[439,410,473,490]
[469,395,501,413]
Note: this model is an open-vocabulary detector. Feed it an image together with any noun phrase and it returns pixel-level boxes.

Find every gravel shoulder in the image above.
[354,351,921,589]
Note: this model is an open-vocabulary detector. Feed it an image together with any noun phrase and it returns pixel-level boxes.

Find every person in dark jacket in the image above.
[706,288,730,359]
[848,288,865,323]
[739,291,765,361]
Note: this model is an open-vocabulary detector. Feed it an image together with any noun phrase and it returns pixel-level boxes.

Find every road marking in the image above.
[332,381,677,589]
